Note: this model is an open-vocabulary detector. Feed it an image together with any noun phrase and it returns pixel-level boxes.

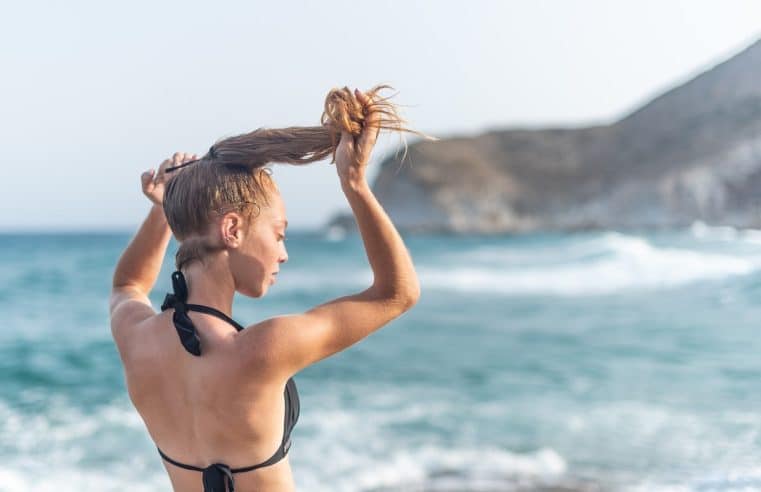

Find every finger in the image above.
[141,169,155,189]
[155,158,173,182]
[354,88,369,105]
[354,89,378,120]
[355,88,380,138]
[162,152,184,179]
[357,101,381,150]
[156,157,172,173]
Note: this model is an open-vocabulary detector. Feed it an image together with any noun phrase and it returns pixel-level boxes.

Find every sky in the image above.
[1,0,761,232]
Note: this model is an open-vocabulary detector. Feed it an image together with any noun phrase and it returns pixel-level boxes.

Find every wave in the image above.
[0,398,169,491]
[2,392,759,491]
[627,466,761,492]
[341,446,570,492]
[270,232,761,297]
[689,221,761,245]
[0,395,573,491]
[0,468,168,492]
[418,232,760,296]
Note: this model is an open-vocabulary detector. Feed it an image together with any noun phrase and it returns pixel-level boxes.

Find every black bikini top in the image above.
[158,270,300,492]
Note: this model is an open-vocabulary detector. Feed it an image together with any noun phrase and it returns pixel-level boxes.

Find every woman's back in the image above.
[124,309,297,491]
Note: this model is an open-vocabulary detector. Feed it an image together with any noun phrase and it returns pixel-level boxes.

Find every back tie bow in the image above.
[202,463,235,492]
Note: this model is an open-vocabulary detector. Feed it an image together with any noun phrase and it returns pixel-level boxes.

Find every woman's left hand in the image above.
[141,152,197,206]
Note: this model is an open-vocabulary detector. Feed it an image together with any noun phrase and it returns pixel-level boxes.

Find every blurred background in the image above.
[2,1,761,490]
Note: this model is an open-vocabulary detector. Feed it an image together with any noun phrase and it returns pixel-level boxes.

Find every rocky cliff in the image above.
[327,38,761,234]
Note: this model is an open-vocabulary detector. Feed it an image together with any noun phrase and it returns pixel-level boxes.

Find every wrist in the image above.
[149,203,168,222]
[340,176,370,194]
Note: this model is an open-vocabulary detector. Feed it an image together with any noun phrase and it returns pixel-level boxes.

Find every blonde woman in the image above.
[109,87,421,491]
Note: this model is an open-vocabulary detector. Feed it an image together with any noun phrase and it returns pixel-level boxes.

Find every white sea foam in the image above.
[627,466,761,492]
[690,221,742,242]
[418,232,760,296]
[690,220,761,246]
[294,439,568,492]
[0,466,169,492]
[271,232,761,297]
[0,393,571,492]
[0,399,166,491]
[349,446,567,492]
[281,387,578,491]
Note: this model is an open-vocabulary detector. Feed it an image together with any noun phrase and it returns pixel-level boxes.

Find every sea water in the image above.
[1,223,760,491]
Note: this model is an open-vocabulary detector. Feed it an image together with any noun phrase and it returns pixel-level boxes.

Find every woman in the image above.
[109,87,421,491]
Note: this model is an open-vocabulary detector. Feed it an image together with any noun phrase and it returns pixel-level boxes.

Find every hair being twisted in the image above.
[164,84,430,270]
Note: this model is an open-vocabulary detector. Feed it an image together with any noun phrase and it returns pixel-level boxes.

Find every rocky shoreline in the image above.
[327,39,761,234]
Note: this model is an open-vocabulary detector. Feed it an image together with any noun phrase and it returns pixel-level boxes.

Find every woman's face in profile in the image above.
[230,190,289,298]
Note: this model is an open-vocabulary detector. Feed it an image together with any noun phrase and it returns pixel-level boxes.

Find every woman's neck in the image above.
[181,257,236,317]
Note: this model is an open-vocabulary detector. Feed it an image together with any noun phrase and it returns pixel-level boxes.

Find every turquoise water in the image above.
[1,224,761,491]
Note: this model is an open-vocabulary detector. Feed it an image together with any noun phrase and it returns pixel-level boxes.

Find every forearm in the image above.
[341,178,419,301]
[112,204,172,293]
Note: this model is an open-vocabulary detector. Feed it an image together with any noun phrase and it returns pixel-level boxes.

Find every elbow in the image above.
[405,279,421,307]
[391,278,421,311]
[372,277,421,311]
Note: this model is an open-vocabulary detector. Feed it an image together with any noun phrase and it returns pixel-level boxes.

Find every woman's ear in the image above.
[220,212,244,248]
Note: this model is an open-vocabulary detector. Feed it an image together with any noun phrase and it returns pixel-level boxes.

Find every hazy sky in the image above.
[2,1,760,231]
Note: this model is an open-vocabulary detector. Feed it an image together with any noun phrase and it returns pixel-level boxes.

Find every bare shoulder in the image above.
[111,312,166,366]
[232,314,301,375]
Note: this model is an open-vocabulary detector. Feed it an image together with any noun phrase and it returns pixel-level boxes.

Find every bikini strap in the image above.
[157,436,290,476]
[161,271,245,356]
[158,447,205,472]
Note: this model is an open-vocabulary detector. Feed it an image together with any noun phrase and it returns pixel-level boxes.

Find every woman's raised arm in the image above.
[334,89,419,300]
[110,153,195,332]
[239,90,420,375]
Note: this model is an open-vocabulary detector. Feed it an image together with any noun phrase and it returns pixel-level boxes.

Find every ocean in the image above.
[1,223,760,491]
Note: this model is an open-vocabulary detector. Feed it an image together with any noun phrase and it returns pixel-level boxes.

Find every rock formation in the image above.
[327,38,761,234]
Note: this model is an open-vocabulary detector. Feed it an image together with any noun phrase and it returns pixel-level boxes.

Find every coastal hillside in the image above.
[328,38,761,233]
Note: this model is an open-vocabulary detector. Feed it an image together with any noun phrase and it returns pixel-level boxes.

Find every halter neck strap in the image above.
[161,270,245,356]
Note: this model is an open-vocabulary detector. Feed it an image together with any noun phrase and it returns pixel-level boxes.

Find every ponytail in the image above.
[163,84,431,270]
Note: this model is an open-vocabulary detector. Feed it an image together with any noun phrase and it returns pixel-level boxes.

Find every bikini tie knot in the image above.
[161,292,187,314]
[160,271,202,356]
[202,463,235,492]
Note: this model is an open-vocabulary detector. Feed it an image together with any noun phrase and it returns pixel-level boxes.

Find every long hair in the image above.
[163,84,429,270]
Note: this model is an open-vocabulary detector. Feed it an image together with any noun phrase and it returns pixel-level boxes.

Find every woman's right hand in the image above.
[335,89,381,188]
[141,152,197,206]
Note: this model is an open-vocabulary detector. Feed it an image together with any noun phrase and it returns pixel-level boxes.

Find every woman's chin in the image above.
[239,285,265,298]
[238,277,275,298]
